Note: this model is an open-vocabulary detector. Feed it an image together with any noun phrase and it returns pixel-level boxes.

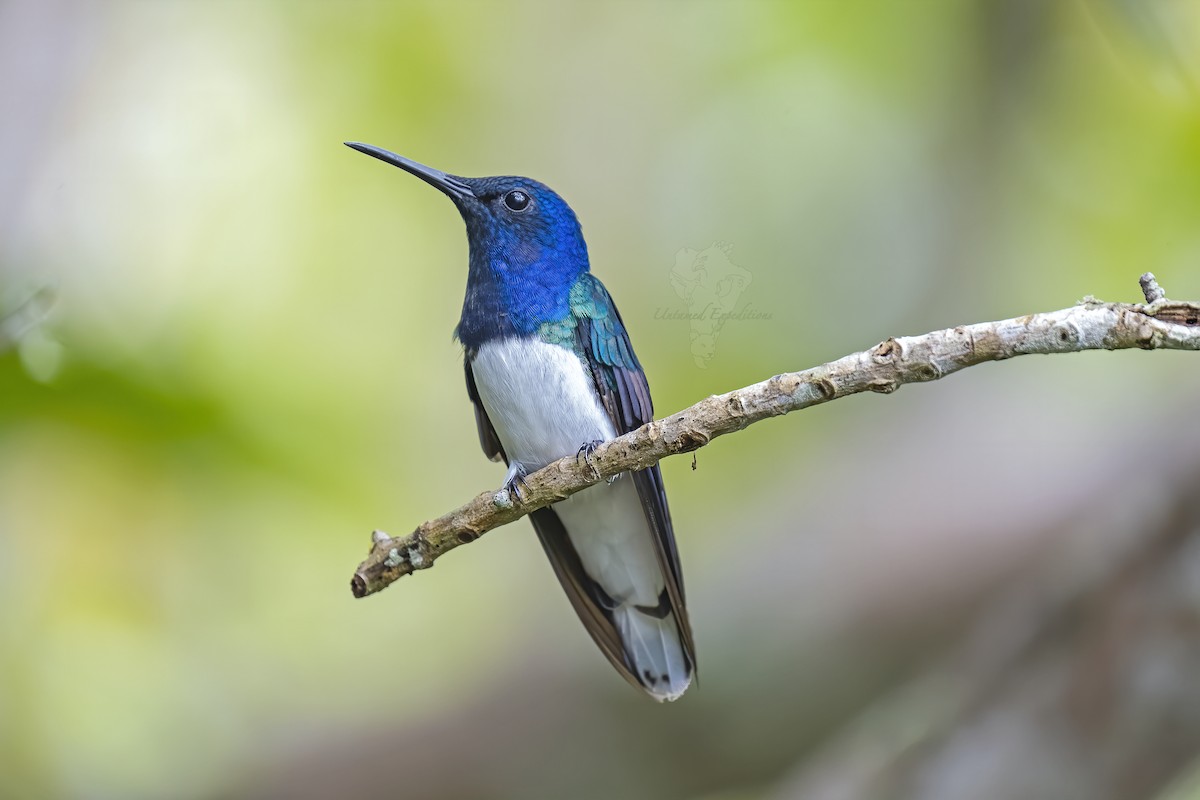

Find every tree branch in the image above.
[350,275,1200,599]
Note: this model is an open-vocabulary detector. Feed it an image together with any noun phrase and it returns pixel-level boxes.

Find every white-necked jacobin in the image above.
[346,142,696,701]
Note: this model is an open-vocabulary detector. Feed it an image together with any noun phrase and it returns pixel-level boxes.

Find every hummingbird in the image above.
[346,142,696,701]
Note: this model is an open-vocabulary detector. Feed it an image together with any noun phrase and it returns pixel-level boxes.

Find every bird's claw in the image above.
[576,439,604,480]
[502,463,529,501]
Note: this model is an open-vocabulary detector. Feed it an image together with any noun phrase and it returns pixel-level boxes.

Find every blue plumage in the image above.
[452,176,589,348]
[346,142,695,701]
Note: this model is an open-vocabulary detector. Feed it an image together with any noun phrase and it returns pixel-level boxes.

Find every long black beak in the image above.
[345,142,474,201]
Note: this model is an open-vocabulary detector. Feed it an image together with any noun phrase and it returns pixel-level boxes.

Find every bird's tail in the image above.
[614,604,692,702]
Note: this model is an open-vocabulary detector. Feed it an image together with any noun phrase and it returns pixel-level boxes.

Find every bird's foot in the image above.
[576,439,619,484]
[576,439,603,477]
[499,462,529,503]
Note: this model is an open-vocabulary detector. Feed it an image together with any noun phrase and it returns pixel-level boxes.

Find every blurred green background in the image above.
[3,1,1200,798]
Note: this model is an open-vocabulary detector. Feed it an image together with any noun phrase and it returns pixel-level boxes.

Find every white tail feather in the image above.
[615,605,691,701]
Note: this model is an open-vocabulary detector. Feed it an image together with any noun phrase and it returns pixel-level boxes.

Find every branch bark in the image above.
[350,275,1200,599]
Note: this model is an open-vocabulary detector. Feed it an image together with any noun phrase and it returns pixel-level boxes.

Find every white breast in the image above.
[471,336,690,698]
[469,337,616,470]
[470,335,664,607]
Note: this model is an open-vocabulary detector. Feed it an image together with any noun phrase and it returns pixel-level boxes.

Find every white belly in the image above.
[470,336,663,605]
[470,337,616,470]
[471,336,689,697]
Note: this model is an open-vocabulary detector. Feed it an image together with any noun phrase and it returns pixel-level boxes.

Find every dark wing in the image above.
[530,505,651,694]
[464,355,505,463]
[533,273,696,679]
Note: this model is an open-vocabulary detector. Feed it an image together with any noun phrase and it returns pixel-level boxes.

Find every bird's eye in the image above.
[503,190,530,212]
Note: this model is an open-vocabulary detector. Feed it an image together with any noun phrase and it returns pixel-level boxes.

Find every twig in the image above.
[351,276,1200,598]
[1140,272,1167,304]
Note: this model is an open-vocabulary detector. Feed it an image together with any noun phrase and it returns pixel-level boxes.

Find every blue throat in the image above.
[455,194,590,351]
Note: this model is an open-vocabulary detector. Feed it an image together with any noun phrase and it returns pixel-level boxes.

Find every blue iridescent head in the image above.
[346,142,590,350]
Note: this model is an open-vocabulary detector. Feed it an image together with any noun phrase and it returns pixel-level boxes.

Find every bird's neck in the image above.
[456,240,588,351]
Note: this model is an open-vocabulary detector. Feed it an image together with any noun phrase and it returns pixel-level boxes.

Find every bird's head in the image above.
[346,142,590,285]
